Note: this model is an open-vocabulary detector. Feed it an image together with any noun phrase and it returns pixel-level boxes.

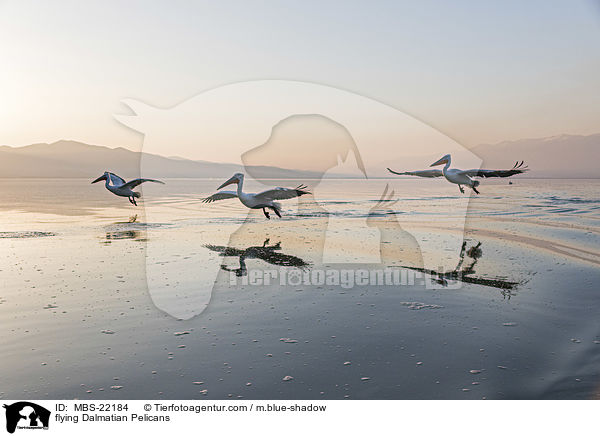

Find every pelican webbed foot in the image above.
[472,186,480,194]
[263,208,271,219]
[458,185,465,194]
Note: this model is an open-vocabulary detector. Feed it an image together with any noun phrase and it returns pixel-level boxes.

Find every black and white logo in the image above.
[3,402,50,434]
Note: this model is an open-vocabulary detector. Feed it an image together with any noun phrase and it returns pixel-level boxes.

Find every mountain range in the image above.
[0,140,321,179]
[470,133,599,178]
[0,133,598,179]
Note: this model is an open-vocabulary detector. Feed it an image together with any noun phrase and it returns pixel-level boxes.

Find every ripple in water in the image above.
[0,231,55,239]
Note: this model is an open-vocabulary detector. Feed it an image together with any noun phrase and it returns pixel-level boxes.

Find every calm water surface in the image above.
[0,178,599,399]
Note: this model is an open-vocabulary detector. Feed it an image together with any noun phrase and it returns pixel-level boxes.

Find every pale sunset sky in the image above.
[0,0,598,162]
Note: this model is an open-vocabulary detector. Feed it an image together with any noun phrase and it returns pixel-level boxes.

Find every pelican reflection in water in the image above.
[402,241,520,297]
[204,238,311,277]
[105,230,142,241]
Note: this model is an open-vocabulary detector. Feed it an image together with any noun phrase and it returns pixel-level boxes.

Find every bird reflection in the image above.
[105,230,142,241]
[204,238,311,277]
[402,241,520,297]
[367,184,424,268]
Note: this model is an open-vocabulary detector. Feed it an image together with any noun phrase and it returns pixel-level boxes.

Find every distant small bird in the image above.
[92,171,164,205]
[202,172,310,219]
[387,154,528,194]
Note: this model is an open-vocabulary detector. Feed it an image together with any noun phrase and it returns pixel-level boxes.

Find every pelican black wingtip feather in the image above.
[295,185,311,196]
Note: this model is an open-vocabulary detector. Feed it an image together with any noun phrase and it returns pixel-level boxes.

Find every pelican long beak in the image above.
[91,174,107,184]
[217,176,239,190]
[430,157,448,167]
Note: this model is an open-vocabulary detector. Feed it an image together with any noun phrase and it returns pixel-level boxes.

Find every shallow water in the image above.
[0,178,599,399]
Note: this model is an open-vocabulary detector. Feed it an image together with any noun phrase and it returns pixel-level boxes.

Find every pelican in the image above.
[202,173,310,219]
[91,171,165,205]
[387,154,528,194]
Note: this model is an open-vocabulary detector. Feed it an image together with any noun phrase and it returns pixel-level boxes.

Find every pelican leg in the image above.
[458,185,465,194]
[262,208,271,219]
[129,196,138,206]
[472,186,480,195]
[271,207,282,218]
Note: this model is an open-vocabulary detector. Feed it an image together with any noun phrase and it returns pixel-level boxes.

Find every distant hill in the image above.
[376,133,599,178]
[471,133,600,178]
[0,140,323,179]
[1,134,598,179]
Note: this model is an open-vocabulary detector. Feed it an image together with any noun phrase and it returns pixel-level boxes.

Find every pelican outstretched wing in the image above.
[387,168,443,178]
[459,161,529,178]
[122,178,165,189]
[202,191,238,203]
[203,244,245,256]
[254,185,311,201]
[107,172,127,186]
[256,252,311,269]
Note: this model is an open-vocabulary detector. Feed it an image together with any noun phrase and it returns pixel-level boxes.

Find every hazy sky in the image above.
[1,0,598,161]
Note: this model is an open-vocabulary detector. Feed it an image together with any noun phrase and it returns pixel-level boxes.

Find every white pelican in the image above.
[202,173,310,219]
[91,171,165,205]
[387,154,528,194]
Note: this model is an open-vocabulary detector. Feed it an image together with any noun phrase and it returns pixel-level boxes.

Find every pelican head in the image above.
[430,154,451,167]
[218,173,244,190]
[92,172,109,184]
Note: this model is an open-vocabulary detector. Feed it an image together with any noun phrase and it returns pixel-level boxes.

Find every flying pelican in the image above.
[387,154,528,194]
[91,171,165,205]
[202,173,310,219]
